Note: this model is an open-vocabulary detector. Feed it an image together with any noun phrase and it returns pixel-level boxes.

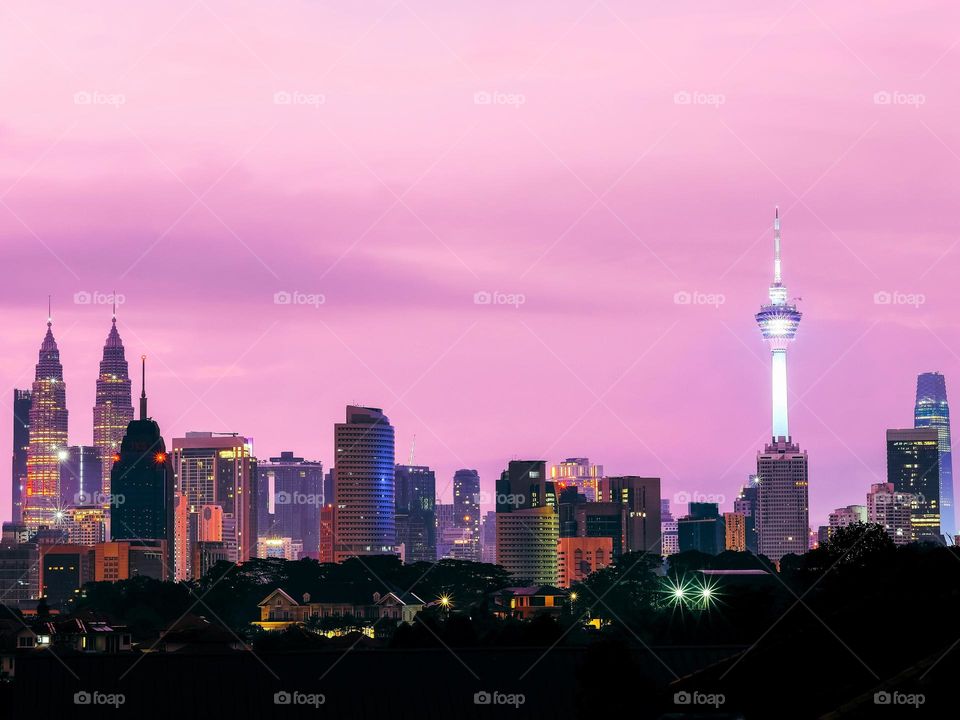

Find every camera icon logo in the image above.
[274,291,292,305]
[873,691,891,705]
[474,691,492,705]
[274,691,292,705]
[674,691,692,705]
[473,291,492,305]
[273,91,292,105]
[74,691,92,705]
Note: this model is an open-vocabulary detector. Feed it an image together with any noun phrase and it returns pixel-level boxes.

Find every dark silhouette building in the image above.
[678,503,725,555]
[256,451,323,558]
[887,427,941,542]
[394,464,436,562]
[11,389,31,523]
[598,476,661,554]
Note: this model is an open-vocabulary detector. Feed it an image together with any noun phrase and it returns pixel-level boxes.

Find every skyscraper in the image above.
[495,460,559,585]
[333,406,395,562]
[597,476,661,553]
[453,468,481,561]
[550,458,603,502]
[394,464,436,562]
[914,372,955,538]
[867,482,916,546]
[172,431,258,570]
[11,389,31,523]
[886,428,941,542]
[24,306,69,533]
[59,445,102,507]
[93,307,134,508]
[754,210,809,563]
[733,476,760,554]
[660,499,679,556]
[110,358,174,578]
[256,452,323,558]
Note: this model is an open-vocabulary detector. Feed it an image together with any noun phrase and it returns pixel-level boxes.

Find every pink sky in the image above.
[2,1,959,528]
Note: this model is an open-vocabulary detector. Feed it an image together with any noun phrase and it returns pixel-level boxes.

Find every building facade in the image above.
[256,452,323,558]
[867,482,917,546]
[914,372,955,538]
[886,428,941,542]
[452,469,481,561]
[11,390,31,524]
[92,313,134,509]
[394,464,436,563]
[598,476,661,554]
[557,536,612,588]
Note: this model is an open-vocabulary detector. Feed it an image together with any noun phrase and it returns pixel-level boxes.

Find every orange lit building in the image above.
[557,537,613,588]
[724,512,747,551]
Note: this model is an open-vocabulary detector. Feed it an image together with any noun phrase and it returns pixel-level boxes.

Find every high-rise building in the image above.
[557,536,612,588]
[333,406,395,562]
[63,506,107,546]
[867,482,916,546]
[435,502,454,558]
[24,308,69,533]
[11,389,31,523]
[481,510,497,564]
[495,460,558,585]
[60,445,101,508]
[914,372,955,538]
[754,210,809,564]
[173,492,189,581]
[394,464,436,563]
[110,358,174,578]
[93,308,134,513]
[319,504,336,563]
[172,431,258,569]
[40,543,93,606]
[724,512,746,551]
[257,451,323,558]
[551,458,603,502]
[453,469,481,561]
[826,505,867,539]
[678,503,725,555]
[886,428,941,542]
[598,476,661,554]
[733,476,760,554]
[660,499,679,556]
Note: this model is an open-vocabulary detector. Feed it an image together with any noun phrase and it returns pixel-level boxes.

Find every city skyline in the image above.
[3,2,960,534]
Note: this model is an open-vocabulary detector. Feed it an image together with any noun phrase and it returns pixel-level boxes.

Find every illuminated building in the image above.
[734,476,760,553]
[110,358,174,577]
[192,541,229,577]
[550,458,603,502]
[826,505,867,539]
[660,499,679,556]
[94,541,167,581]
[257,536,302,560]
[495,507,559,586]
[453,469,481,561]
[394,464,436,562]
[24,307,69,533]
[11,389,31,523]
[256,451,323,558]
[914,372,955,537]
[598,476,661,553]
[557,536,612,588]
[172,431,257,569]
[319,504,335,563]
[333,406,395,562]
[173,492,189,581]
[754,210,809,563]
[199,504,224,542]
[39,544,92,606]
[0,524,39,601]
[724,512,746,551]
[886,428,941,542]
[59,445,101,508]
[867,483,917,546]
[92,307,133,516]
[63,506,107,546]
[435,503,454,557]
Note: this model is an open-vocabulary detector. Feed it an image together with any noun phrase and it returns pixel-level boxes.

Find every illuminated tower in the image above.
[914,372,954,538]
[754,211,809,563]
[755,208,802,439]
[93,302,134,504]
[24,302,69,533]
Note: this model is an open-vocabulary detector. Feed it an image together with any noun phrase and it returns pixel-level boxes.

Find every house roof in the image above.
[257,588,299,607]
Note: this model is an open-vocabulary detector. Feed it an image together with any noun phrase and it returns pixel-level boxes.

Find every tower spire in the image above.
[112,292,117,323]
[139,355,148,420]
[47,295,52,327]
[773,206,782,284]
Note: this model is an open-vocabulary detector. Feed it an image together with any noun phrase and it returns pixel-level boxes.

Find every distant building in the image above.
[598,476,661,554]
[11,389,31,524]
[394,465,436,562]
[867,482,917,546]
[557,536,612,587]
[173,492,189,581]
[481,510,497,564]
[887,428,941,542]
[724,512,746,551]
[496,507,559,586]
[734,476,760,553]
[825,505,867,540]
[319,504,335,563]
[333,406,395,562]
[756,438,809,562]
[94,541,168,582]
[678,503,725,555]
[63,506,106,546]
[914,372,955,537]
[257,537,302,560]
[453,469,481,561]
[193,541,229,577]
[256,451,323,558]
[0,525,39,602]
[660,499,679,556]
[435,503,454,558]
[59,445,101,509]
[550,458,603,502]
[490,586,569,620]
[39,544,93,607]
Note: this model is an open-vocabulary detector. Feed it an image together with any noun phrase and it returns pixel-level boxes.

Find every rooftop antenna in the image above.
[139,355,148,420]
[112,291,117,323]
[773,206,782,284]
[408,434,417,465]
[47,295,52,327]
